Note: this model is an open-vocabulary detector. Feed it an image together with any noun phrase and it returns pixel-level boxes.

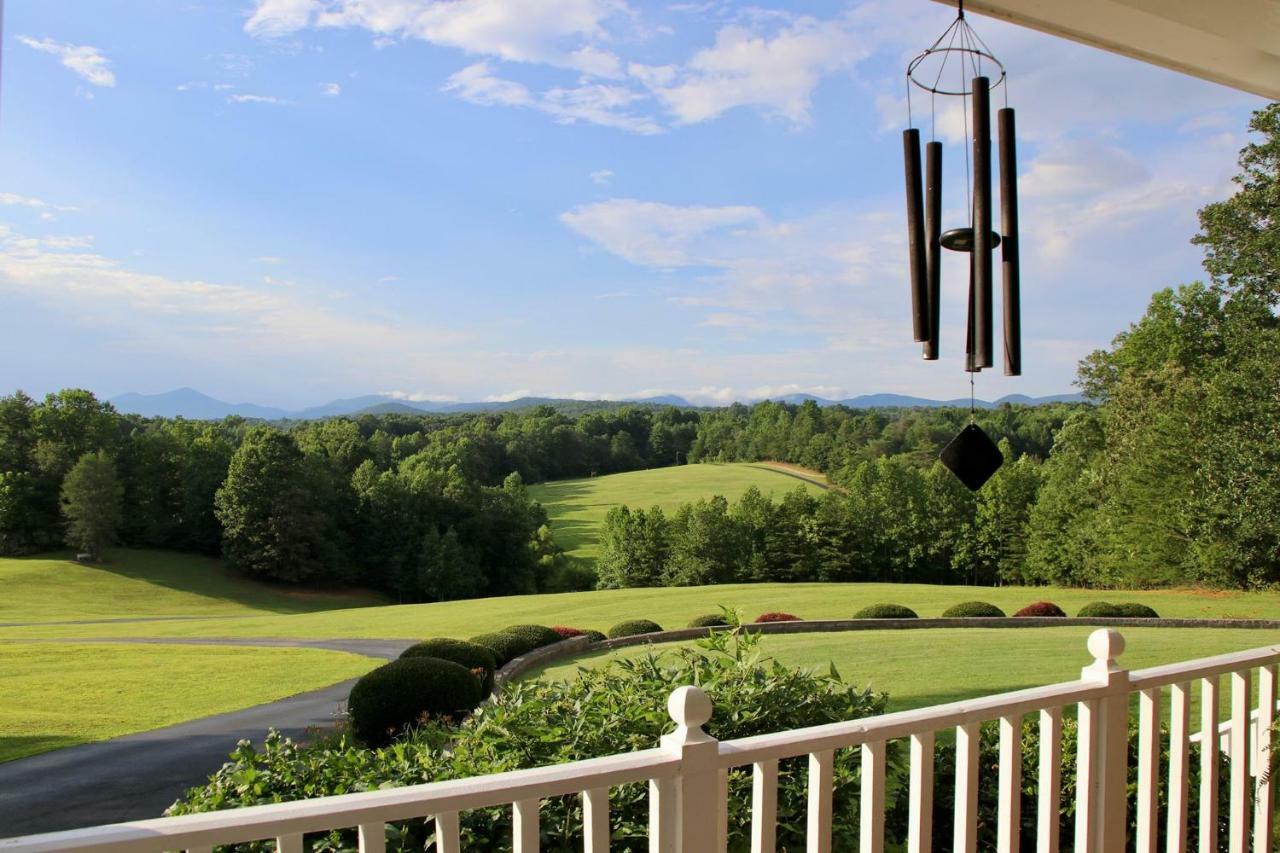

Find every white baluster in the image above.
[1075,630,1129,853]
[654,686,720,853]
[1229,670,1252,853]
[358,822,386,853]
[1136,687,1160,853]
[717,768,729,853]
[807,749,834,853]
[276,834,303,853]
[954,722,979,853]
[861,740,886,853]
[584,787,610,853]
[997,714,1022,853]
[1201,675,1221,853]
[1167,682,1191,853]
[514,798,540,852]
[908,731,934,853]
[752,759,779,853]
[1256,665,1277,852]
[436,811,461,853]
[1037,707,1061,853]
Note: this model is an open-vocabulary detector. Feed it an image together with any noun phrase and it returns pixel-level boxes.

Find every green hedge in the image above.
[853,604,919,619]
[503,624,563,649]
[942,601,1006,618]
[607,619,664,639]
[469,631,540,667]
[347,657,483,747]
[688,613,731,628]
[399,639,497,694]
[1078,602,1160,619]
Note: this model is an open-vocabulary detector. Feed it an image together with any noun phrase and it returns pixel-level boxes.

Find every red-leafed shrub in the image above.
[754,612,801,623]
[1014,601,1067,618]
[552,626,584,638]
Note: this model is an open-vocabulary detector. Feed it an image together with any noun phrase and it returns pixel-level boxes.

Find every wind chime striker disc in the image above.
[940,423,1004,491]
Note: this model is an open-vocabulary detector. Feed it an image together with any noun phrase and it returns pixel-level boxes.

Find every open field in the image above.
[0,642,379,762]
[3,580,1277,641]
[529,462,828,561]
[0,550,383,625]
[532,627,1280,713]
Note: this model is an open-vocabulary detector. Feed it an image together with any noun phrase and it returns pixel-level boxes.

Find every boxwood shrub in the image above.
[503,624,563,648]
[942,601,1006,618]
[581,630,607,643]
[1079,602,1160,619]
[607,619,664,639]
[853,604,919,619]
[688,613,731,628]
[754,612,801,623]
[469,631,540,667]
[399,639,497,694]
[1077,601,1119,618]
[347,657,483,747]
[1013,601,1067,618]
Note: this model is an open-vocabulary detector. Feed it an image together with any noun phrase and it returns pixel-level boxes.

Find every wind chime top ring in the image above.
[906,46,1006,97]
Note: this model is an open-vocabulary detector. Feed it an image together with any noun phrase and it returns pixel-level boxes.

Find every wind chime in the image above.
[902,1,1021,491]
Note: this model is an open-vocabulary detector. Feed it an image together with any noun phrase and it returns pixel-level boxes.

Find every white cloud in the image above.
[561,199,767,266]
[245,0,320,38]
[254,256,284,264]
[18,36,116,87]
[0,192,76,213]
[484,389,533,402]
[589,169,615,185]
[382,390,459,402]
[322,82,342,96]
[41,235,94,250]
[228,93,287,105]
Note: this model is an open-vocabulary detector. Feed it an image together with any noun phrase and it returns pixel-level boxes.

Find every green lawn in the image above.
[0,642,380,762]
[0,550,384,625]
[529,462,828,561]
[531,627,1280,713]
[4,580,1277,641]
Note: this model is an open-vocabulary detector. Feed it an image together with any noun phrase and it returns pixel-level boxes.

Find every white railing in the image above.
[2,629,1277,852]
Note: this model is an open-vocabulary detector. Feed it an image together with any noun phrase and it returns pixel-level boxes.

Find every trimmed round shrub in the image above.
[399,639,497,694]
[1113,602,1160,619]
[347,657,483,747]
[754,612,801,623]
[551,626,584,638]
[581,630,607,644]
[853,604,919,619]
[688,613,731,628]
[502,624,563,649]
[1077,601,1120,618]
[1014,601,1067,618]
[469,631,540,667]
[607,619,664,639]
[942,601,1006,618]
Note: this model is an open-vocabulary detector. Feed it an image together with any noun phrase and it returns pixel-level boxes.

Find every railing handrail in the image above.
[1129,644,1280,689]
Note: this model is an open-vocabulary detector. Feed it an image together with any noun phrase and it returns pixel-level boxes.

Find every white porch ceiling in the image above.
[935,0,1280,99]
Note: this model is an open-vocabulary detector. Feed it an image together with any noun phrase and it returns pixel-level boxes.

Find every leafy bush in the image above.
[1077,601,1119,617]
[502,624,563,648]
[582,630,607,643]
[399,639,497,694]
[607,619,664,639]
[1079,601,1159,618]
[688,613,731,628]
[346,657,483,747]
[469,631,540,667]
[1013,601,1067,618]
[551,626,585,638]
[753,612,801,623]
[853,604,919,619]
[171,630,889,850]
[942,601,1006,618]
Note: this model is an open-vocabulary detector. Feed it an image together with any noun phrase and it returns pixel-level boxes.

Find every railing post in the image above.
[1075,630,1129,853]
[652,686,722,852]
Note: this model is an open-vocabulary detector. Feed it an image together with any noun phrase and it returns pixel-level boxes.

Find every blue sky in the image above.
[0,0,1265,407]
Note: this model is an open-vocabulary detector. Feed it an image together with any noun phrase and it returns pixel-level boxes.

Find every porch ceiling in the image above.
[936,0,1280,99]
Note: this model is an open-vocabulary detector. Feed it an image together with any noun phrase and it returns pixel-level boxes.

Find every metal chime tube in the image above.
[924,140,942,360]
[971,76,994,369]
[965,253,978,372]
[998,107,1022,376]
[903,128,928,342]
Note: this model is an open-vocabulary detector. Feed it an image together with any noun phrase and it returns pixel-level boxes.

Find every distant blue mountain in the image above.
[108,388,289,420]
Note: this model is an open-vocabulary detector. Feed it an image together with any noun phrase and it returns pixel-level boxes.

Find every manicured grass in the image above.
[529,462,828,560]
[0,642,380,762]
[532,627,1280,713]
[0,550,383,625]
[4,581,1276,641]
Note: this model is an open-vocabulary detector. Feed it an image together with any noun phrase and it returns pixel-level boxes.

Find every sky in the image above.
[0,0,1266,408]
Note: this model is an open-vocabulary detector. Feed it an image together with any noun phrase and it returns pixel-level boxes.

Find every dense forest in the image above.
[1,104,1275,596]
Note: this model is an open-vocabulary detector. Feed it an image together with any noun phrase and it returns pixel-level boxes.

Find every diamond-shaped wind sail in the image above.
[939,423,1004,491]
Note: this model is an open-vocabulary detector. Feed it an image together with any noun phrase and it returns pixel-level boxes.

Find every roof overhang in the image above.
[936,0,1280,99]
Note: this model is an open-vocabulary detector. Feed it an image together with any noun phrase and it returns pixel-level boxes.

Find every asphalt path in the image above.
[0,638,414,838]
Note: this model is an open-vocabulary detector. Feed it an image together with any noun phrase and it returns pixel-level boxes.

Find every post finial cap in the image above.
[667,685,713,730]
[1087,628,1125,668]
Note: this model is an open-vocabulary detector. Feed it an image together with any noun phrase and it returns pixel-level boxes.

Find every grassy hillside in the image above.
[0,550,383,625]
[5,580,1277,641]
[530,462,828,561]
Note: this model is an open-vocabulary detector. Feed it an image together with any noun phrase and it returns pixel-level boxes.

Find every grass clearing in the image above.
[0,642,380,762]
[529,462,828,561]
[3,581,1277,641]
[0,550,384,625]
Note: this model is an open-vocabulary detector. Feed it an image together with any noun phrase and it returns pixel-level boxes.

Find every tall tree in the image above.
[60,450,123,559]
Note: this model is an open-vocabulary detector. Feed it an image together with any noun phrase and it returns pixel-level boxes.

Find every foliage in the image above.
[607,619,664,639]
[1013,601,1066,617]
[941,601,1005,618]
[687,613,731,628]
[753,612,800,622]
[1077,602,1159,619]
[1077,602,1119,617]
[346,657,482,747]
[398,639,496,694]
[852,603,918,619]
[59,450,123,559]
[501,624,563,649]
[550,626,585,638]
[468,631,541,667]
